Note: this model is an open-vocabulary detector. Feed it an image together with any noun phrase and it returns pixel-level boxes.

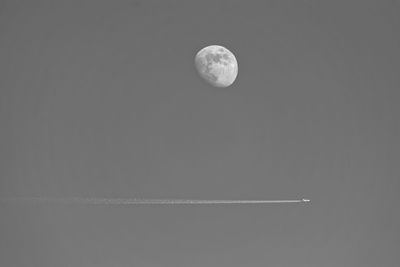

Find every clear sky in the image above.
[1,1,399,266]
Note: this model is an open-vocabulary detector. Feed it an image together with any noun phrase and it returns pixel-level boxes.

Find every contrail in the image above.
[0,197,310,205]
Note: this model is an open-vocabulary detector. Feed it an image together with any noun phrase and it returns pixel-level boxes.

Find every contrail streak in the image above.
[0,197,310,205]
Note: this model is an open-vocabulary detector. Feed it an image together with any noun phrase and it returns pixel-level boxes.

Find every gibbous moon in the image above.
[195,45,238,88]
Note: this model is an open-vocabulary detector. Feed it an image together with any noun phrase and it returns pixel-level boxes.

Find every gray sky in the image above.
[1,1,399,266]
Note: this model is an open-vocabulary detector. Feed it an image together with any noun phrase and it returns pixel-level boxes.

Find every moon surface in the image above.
[195,45,238,87]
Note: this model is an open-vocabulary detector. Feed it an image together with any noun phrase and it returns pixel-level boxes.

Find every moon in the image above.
[195,45,238,87]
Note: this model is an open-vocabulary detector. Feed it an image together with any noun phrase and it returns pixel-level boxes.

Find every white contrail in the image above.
[0,197,310,205]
